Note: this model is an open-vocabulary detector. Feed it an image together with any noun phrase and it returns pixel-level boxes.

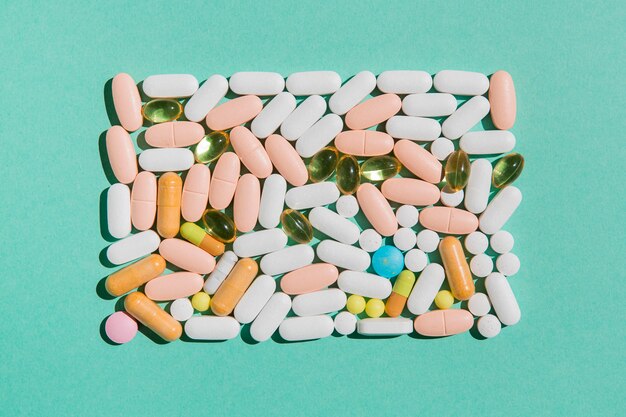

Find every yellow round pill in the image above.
[365,298,385,318]
[434,290,454,310]
[346,295,366,314]
[191,292,211,312]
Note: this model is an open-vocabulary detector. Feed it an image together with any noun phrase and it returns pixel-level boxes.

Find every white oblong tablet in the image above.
[433,70,489,96]
[184,316,240,340]
[470,253,493,277]
[485,272,521,326]
[440,186,464,207]
[393,228,417,251]
[359,229,382,253]
[229,72,284,95]
[464,231,489,255]
[317,240,371,271]
[406,263,445,314]
[496,253,520,276]
[329,70,376,115]
[404,249,427,272]
[295,114,343,158]
[286,71,341,96]
[107,183,131,239]
[464,159,493,214]
[441,96,490,139]
[279,315,334,341]
[479,186,522,234]
[138,148,194,172]
[258,174,286,229]
[309,206,360,245]
[416,229,439,253]
[106,230,160,265]
[357,317,413,336]
[490,231,514,254]
[233,229,288,258]
[260,244,314,276]
[334,311,357,335]
[285,182,340,210]
[251,92,297,138]
[204,251,238,294]
[143,74,199,98]
[395,205,419,228]
[280,95,326,141]
[377,70,432,94]
[430,137,454,161]
[250,292,291,342]
[170,298,194,322]
[385,116,441,141]
[477,314,501,338]
[184,74,228,122]
[402,93,457,117]
[459,131,516,155]
[292,288,347,317]
[233,274,276,324]
[337,270,392,299]
[468,293,491,317]
[336,195,359,218]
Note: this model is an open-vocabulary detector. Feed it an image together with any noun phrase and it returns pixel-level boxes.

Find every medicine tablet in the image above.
[234,275,276,324]
[317,240,371,272]
[460,131,516,155]
[170,298,194,322]
[416,229,439,253]
[465,232,489,255]
[260,244,315,276]
[359,229,382,252]
[278,315,334,342]
[258,174,287,229]
[334,311,357,335]
[440,186,464,207]
[280,95,326,141]
[138,148,194,172]
[402,93,457,117]
[184,316,240,340]
[251,92,297,138]
[107,183,131,239]
[295,113,344,158]
[433,70,489,96]
[395,205,419,228]
[309,206,360,245]
[470,254,494,277]
[105,311,138,344]
[336,195,359,218]
[107,230,161,265]
[143,74,199,98]
[441,96,490,140]
[496,253,520,276]
[329,70,376,115]
[479,186,522,234]
[468,293,491,317]
[385,116,441,141]
[285,182,340,210]
[286,71,342,96]
[485,272,521,326]
[430,137,454,161]
[376,70,432,94]
[393,228,417,251]
[184,74,228,122]
[404,249,427,272]
[229,71,284,95]
[490,231,514,254]
[477,314,501,338]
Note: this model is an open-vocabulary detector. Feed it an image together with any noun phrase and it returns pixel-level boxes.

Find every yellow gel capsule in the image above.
[385,270,416,317]
[308,146,339,182]
[434,290,455,310]
[444,150,471,191]
[365,298,385,318]
[336,154,360,195]
[191,292,211,312]
[201,209,236,243]
[360,156,401,181]
[280,209,313,243]
[142,99,183,123]
[492,153,524,188]
[194,131,230,163]
[346,294,366,314]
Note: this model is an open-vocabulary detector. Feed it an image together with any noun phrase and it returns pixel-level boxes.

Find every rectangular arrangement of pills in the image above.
[102,69,523,344]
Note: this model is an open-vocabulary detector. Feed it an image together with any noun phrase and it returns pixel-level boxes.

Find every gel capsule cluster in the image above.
[102,69,523,344]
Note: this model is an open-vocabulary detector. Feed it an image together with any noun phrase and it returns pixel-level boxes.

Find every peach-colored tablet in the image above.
[145,122,205,148]
[489,70,516,130]
[413,309,473,337]
[394,139,443,184]
[181,164,210,222]
[130,171,157,231]
[280,263,339,295]
[419,207,478,234]
[264,134,307,186]
[230,126,273,178]
[233,173,260,233]
[334,131,394,157]
[144,272,204,301]
[356,183,398,236]
[345,94,401,130]
[381,178,440,206]
[106,126,137,184]
[209,152,240,210]
[205,95,263,131]
[158,238,216,275]
[112,73,142,132]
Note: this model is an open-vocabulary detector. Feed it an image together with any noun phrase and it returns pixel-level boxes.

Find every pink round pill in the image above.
[105,311,138,344]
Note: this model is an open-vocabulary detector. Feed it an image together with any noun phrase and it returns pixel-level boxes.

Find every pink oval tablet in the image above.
[265,134,307,186]
[182,164,210,222]
[334,131,394,157]
[112,73,142,132]
[159,238,216,274]
[356,183,398,237]
[233,174,260,233]
[414,309,473,337]
[280,263,339,295]
[489,70,516,130]
[205,95,263,131]
[145,122,205,147]
[106,126,138,184]
[230,126,273,178]
[131,171,157,230]
[345,94,401,130]
[381,178,440,206]
[105,311,138,344]
[419,207,478,234]
[144,272,204,301]
[209,152,240,210]
[394,139,442,184]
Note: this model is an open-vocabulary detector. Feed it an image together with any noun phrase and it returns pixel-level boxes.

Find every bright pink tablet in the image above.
[230,126,273,178]
[264,134,307,186]
[105,311,138,344]
[182,164,210,222]
[205,95,263,131]
[414,309,473,337]
[345,94,401,130]
[112,73,143,132]
[280,264,339,295]
[334,131,394,157]
[209,152,240,210]
[381,178,440,206]
[106,126,137,184]
[159,238,216,274]
[394,140,443,184]
[145,122,205,147]
[356,183,398,237]
[233,173,260,233]
[419,207,478,234]
[489,70,516,130]
[144,272,204,301]
[130,171,157,230]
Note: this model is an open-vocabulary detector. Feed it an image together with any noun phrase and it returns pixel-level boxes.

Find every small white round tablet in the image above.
[496,253,520,276]
[359,229,382,252]
[477,314,501,338]
[170,298,194,322]
[395,205,419,228]
[470,253,493,277]
[334,311,357,335]
[404,249,428,272]
[468,293,491,316]
[440,185,464,207]
[336,195,359,218]
[393,228,417,251]
[490,230,514,254]
[430,137,454,161]
[416,229,439,253]
[465,232,489,255]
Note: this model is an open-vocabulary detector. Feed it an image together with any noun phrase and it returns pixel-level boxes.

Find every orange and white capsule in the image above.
[211,258,259,316]
[157,172,182,238]
[124,292,182,342]
[105,254,166,297]
[439,236,475,301]
[233,173,260,233]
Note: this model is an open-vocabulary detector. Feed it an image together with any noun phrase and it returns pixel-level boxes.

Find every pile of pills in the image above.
[102,69,523,344]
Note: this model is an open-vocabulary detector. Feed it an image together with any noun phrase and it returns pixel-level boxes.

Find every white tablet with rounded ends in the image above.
[292,288,347,317]
[465,231,489,255]
[334,312,357,335]
[468,293,491,317]
[107,230,160,265]
[295,114,343,158]
[395,205,419,228]
[285,182,340,210]
[359,229,382,253]
[393,228,417,251]
[490,231,514,254]
[337,271,392,299]
[107,184,131,239]
[433,70,489,96]
[416,229,439,253]
[406,263,445,315]
[184,316,240,340]
[229,72,284,95]
[317,240,371,271]
[464,159,492,214]
[430,137,454,161]
[170,298,194,322]
[251,92,297,138]
[234,275,276,324]
[441,96,490,139]
[460,131,516,155]
[479,186,522,234]
[485,272,521,326]
[204,251,238,295]
[258,174,286,229]
[184,74,228,122]
[250,292,291,342]
[138,149,194,172]
[357,318,413,336]
[309,206,360,245]
[402,93,457,117]
[470,254,494,277]
[143,74,199,98]
[477,314,501,338]
[376,71,432,94]
[280,95,326,141]
[404,249,427,272]
[286,71,341,95]
[260,244,314,276]
[440,186,464,207]
[233,229,288,258]
[496,253,520,276]
[385,116,441,141]
[279,315,334,341]
[329,70,376,115]
[336,195,359,218]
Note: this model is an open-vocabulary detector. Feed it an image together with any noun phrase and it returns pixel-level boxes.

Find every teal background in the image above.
[1,1,624,416]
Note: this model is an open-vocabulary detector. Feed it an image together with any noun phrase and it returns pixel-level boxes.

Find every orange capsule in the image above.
[211,258,258,316]
[157,172,182,238]
[439,236,475,300]
[124,292,182,342]
[105,254,166,297]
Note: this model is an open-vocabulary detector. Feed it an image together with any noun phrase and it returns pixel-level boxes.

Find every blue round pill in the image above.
[372,245,404,278]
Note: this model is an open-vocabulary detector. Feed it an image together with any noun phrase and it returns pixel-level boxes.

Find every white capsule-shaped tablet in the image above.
[138,148,194,172]
[279,315,334,341]
[292,288,347,317]
[250,292,291,342]
[309,207,360,245]
[229,72,284,95]
[470,253,494,277]
[143,74,199,98]
[477,314,501,338]
[440,186,464,207]
[107,183,131,239]
[317,240,371,271]
[433,70,489,96]
[232,229,288,258]
[402,93,457,117]
[336,195,359,218]
[329,71,376,115]
[295,114,343,158]
[184,74,228,122]
[393,228,417,251]
[460,131,516,155]
[465,231,489,255]
[280,95,326,141]
[170,298,194,322]
[468,293,491,317]
[404,249,428,272]
[359,229,382,253]
[106,230,160,265]
[496,253,520,276]
[334,311,357,335]
[258,174,286,229]
[430,137,455,161]
[485,272,521,326]
[233,274,276,324]
[385,116,441,141]
[416,229,439,253]
[395,205,419,228]
[464,159,493,214]
[479,186,522,234]
[184,316,240,340]
[441,96,490,139]
[490,231,514,254]
[251,92,297,139]
[376,70,432,94]
[286,71,341,96]
[357,317,413,336]
[406,263,445,315]
[337,270,392,299]
[285,182,340,210]
[260,244,314,276]
[204,251,238,295]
